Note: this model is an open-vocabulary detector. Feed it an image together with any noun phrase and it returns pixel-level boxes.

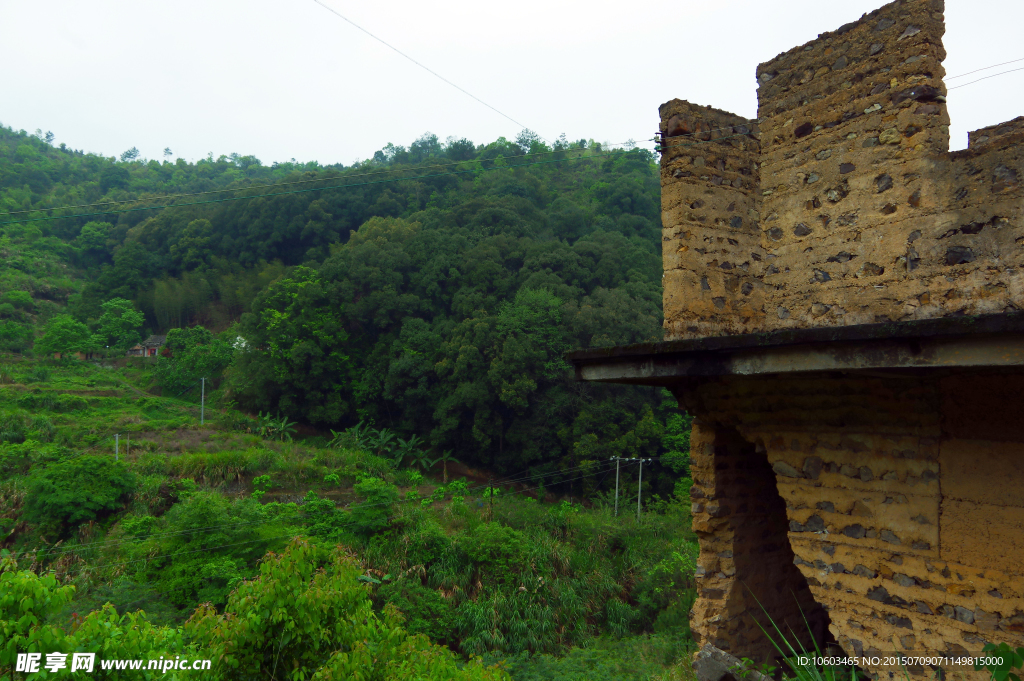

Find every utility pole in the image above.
[114,433,119,462]
[200,377,205,425]
[612,457,621,517]
[637,457,646,522]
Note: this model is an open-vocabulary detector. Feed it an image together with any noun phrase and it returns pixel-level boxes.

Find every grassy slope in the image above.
[0,356,698,681]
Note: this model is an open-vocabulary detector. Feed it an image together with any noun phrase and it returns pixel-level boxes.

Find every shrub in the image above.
[377,581,457,645]
[350,477,399,537]
[406,519,453,567]
[461,522,528,584]
[23,456,137,535]
[0,321,33,353]
[185,538,510,680]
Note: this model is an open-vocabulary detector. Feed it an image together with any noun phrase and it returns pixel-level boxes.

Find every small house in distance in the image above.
[126,335,166,358]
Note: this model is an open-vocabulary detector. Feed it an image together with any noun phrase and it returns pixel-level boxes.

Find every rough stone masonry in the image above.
[569,0,1024,678]
[661,0,1023,339]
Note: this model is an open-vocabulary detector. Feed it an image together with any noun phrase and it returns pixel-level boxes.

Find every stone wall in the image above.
[685,420,828,662]
[677,371,1024,678]
[659,102,765,339]
[650,0,1024,673]
[661,0,1024,340]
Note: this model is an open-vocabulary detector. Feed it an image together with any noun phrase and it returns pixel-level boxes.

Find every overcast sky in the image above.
[3,0,1022,165]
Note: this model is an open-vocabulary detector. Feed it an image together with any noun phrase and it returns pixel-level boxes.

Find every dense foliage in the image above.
[0,122,688,489]
[0,360,698,680]
[0,123,704,679]
[1,541,510,680]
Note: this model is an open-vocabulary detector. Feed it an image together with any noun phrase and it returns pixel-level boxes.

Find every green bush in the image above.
[303,490,349,541]
[1,290,34,310]
[15,392,88,412]
[0,321,33,352]
[0,411,26,444]
[140,491,281,609]
[23,455,137,535]
[461,522,528,584]
[487,633,691,681]
[350,477,399,537]
[406,519,453,567]
[377,581,457,645]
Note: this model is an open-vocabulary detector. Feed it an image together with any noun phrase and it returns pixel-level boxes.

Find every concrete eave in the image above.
[566,313,1024,384]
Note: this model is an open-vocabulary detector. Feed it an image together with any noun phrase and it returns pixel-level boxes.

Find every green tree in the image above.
[169,219,214,271]
[90,298,144,352]
[186,538,509,681]
[350,477,399,537]
[227,266,352,424]
[76,221,113,266]
[34,314,90,357]
[155,325,234,395]
[23,456,137,536]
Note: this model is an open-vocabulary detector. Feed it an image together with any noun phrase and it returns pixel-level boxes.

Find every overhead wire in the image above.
[29,457,637,562]
[946,57,1024,80]
[310,0,540,139]
[56,460,638,576]
[946,67,1024,92]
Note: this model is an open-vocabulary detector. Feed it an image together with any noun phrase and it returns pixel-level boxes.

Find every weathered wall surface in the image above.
[659,102,765,339]
[678,371,1024,678]
[661,0,1024,340]
[686,420,828,662]
[653,0,1024,673]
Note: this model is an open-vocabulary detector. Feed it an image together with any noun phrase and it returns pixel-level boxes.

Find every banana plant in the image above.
[432,449,459,484]
[392,434,425,466]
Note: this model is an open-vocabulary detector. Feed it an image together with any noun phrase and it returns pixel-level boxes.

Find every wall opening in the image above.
[689,420,831,663]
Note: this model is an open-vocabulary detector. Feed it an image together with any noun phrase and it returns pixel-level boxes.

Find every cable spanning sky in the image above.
[2,0,1021,165]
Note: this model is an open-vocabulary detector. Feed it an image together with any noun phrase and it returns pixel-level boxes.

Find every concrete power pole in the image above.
[612,457,621,517]
[637,458,646,521]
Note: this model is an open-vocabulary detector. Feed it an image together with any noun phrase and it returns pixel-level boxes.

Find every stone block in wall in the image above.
[693,643,774,681]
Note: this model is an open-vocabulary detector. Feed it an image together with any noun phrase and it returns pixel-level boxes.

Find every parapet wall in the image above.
[660,102,764,338]
[661,0,1024,339]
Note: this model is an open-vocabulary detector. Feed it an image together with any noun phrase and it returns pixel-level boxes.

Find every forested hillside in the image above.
[1,124,688,485]
[1,124,699,679]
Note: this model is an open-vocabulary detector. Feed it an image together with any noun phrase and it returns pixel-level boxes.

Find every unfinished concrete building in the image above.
[568,0,1024,677]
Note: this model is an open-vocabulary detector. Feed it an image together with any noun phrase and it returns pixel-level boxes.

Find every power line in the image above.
[947,57,1024,80]
[55,461,632,576]
[0,135,747,227]
[30,458,629,562]
[310,0,539,139]
[948,67,1024,91]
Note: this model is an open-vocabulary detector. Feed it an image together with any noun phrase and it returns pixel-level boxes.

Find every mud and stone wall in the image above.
[687,422,828,662]
[661,0,1024,341]
[678,371,1024,679]
[659,102,765,339]
[652,0,1024,674]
